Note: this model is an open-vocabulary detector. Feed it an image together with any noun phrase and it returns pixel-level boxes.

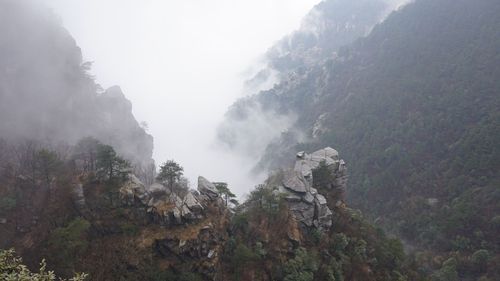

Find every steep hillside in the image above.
[218,0,500,280]
[217,0,402,157]
[0,0,153,169]
[0,142,425,281]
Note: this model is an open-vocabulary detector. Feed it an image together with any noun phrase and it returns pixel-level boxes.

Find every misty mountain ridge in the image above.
[218,0,409,160]
[219,0,500,279]
[0,0,153,168]
[0,0,498,280]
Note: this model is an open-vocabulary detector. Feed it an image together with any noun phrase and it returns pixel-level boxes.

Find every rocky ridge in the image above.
[270,147,347,230]
[117,175,224,226]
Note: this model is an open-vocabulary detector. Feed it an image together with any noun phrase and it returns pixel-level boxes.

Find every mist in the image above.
[32,0,321,197]
[18,0,412,197]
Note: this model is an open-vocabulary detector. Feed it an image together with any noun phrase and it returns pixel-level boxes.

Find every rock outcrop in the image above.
[272,147,347,230]
[114,174,224,226]
[197,176,220,200]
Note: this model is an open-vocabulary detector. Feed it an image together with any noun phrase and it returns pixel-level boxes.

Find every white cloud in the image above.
[38,0,320,196]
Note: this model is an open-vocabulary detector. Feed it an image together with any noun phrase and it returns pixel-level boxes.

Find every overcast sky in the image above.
[38,0,320,196]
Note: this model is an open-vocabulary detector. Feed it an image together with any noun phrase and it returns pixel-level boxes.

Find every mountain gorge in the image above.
[0,0,499,280]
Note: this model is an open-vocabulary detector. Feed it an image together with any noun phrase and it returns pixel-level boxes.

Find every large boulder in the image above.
[282,171,308,193]
[119,174,149,205]
[184,191,204,213]
[197,176,219,199]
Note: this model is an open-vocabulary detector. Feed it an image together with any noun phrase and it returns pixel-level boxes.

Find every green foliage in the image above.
[312,160,335,190]
[0,249,87,281]
[309,228,322,245]
[431,258,458,281]
[35,149,62,185]
[247,184,285,216]
[73,137,101,173]
[232,243,260,267]
[471,250,490,272]
[331,233,349,253]
[214,182,236,206]
[451,235,472,252]
[96,144,130,182]
[120,222,140,236]
[283,248,318,281]
[146,265,203,281]
[47,218,90,271]
[237,0,500,279]
[0,196,16,214]
[156,160,183,188]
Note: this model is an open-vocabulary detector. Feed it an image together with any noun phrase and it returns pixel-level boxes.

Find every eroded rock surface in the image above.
[274,147,347,230]
[74,174,224,226]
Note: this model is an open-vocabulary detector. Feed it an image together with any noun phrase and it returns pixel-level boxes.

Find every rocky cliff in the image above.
[0,0,153,168]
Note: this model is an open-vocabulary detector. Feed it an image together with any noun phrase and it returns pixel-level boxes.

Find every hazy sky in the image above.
[39,0,320,196]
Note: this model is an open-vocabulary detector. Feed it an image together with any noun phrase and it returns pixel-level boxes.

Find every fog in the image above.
[35,0,320,196]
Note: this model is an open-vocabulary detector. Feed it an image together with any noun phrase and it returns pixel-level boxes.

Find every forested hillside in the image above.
[219,0,500,280]
[217,0,398,157]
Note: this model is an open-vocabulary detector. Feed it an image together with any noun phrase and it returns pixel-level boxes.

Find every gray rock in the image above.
[311,147,339,161]
[0,218,7,224]
[427,198,439,206]
[173,208,182,224]
[73,183,86,207]
[184,191,203,212]
[181,204,193,220]
[282,171,308,193]
[119,174,149,205]
[197,176,219,199]
[207,249,216,259]
[289,202,315,227]
[294,159,313,178]
[273,147,346,230]
[303,192,315,204]
[147,183,169,194]
[315,194,327,205]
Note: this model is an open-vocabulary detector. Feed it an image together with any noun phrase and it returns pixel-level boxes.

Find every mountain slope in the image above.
[217,0,402,158]
[219,0,500,279]
[0,0,153,168]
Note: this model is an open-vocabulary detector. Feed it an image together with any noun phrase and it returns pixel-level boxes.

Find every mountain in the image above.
[0,3,427,280]
[217,0,404,158]
[0,144,425,281]
[218,0,500,279]
[0,0,153,169]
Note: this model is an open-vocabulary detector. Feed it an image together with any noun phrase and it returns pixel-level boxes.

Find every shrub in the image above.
[283,248,318,281]
[0,249,87,280]
[47,218,90,271]
[0,196,16,214]
[471,249,490,272]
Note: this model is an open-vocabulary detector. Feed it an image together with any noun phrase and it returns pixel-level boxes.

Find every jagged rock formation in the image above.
[67,174,229,280]
[116,175,221,226]
[268,147,347,230]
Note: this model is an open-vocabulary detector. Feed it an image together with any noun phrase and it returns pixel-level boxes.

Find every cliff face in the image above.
[0,0,153,167]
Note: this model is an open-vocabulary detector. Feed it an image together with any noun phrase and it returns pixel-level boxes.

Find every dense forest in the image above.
[219,0,500,280]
